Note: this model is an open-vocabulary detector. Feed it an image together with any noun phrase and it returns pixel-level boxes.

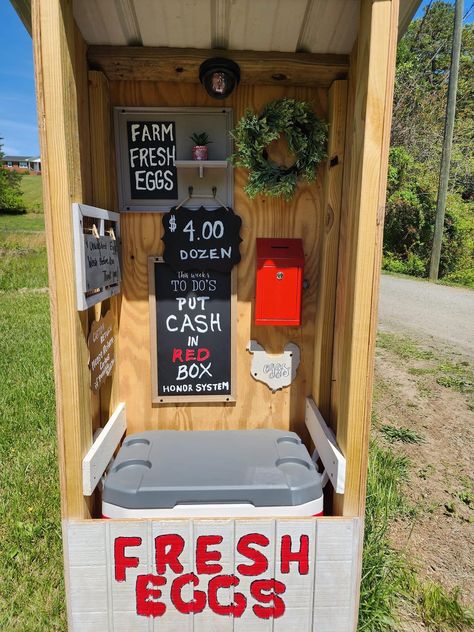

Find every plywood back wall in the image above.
[109,81,328,435]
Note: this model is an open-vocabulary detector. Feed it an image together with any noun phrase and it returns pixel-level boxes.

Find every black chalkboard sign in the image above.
[127,121,177,199]
[149,258,235,403]
[162,205,242,273]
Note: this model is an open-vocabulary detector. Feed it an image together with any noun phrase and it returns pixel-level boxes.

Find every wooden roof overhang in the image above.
[13,0,421,52]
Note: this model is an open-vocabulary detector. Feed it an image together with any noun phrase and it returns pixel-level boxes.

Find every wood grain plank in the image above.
[233,519,275,632]
[311,79,348,422]
[150,520,194,631]
[32,0,92,520]
[110,82,326,437]
[331,0,400,518]
[193,520,234,632]
[108,520,150,630]
[274,520,317,632]
[88,46,348,87]
[65,517,362,631]
[88,69,122,425]
[313,518,360,632]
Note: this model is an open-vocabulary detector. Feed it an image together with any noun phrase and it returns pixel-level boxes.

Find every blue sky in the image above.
[0,0,467,159]
[0,2,38,157]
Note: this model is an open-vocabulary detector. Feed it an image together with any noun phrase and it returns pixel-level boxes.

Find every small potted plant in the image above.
[190,132,211,161]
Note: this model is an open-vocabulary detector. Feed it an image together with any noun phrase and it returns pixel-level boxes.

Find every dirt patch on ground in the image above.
[373,334,474,612]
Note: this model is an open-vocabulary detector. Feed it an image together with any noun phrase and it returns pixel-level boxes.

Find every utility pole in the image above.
[429,0,464,281]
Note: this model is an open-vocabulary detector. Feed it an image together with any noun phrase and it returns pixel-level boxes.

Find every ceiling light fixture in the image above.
[199,57,240,100]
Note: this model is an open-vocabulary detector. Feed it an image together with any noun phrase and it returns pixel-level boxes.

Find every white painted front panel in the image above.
[65,517,361,632]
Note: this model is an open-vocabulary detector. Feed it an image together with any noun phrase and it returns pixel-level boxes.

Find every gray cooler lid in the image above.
[103,429,322,509]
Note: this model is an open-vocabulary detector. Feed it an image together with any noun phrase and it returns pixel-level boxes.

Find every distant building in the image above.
[1,155,42,174]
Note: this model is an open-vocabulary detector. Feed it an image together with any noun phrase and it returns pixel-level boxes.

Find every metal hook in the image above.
[175,185,229,211]
[211,186,230,211]
[175,186,194,210]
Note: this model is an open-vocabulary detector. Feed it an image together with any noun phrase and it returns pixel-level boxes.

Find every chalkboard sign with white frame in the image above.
[72,203,121,311]
[115,107,233,212]
[148,257,236,403]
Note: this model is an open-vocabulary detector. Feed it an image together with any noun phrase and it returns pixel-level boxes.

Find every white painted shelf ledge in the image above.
[82,402,127,496]
[175,160,229,178]
[305,398,346,494]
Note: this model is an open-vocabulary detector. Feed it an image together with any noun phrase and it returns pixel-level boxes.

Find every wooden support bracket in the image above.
[305,398,346,494]
[82,402,127,496]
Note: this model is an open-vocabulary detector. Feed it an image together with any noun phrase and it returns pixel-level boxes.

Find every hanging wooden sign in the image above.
[65,517,361,632]
[88,311,116,393]
[72,203,121,311]
[247,341,300,392]
[162,205,242,273]
[149,258,236,403]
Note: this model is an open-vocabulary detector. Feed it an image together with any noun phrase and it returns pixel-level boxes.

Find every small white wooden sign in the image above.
[83,235,120,291]
[247,341,300,392]
[65,517,361,632]
[72,203,122,311]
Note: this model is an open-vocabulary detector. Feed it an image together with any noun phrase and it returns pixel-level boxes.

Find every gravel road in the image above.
[378,274,474,358]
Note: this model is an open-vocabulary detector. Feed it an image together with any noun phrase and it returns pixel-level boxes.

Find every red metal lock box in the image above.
[255,238,305,326]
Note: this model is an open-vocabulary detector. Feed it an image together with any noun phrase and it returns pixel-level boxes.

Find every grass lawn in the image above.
[20,175,43,213]
[0,214,472,630]
[0,213,48,290]
[0,213,45,232]
[0,293,65,631]
[0,212,62,630]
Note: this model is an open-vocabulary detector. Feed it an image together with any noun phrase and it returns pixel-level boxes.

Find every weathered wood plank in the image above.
[65,517,361,632]
[88,46,349,87]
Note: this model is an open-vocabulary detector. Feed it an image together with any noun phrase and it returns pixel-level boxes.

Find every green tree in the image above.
[384,2,474,285]
[0,139,24,212]
[392,1,473,199]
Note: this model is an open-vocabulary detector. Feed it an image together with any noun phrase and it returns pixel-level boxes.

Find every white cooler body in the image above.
[102,498,324,518]
[102,429,324,519]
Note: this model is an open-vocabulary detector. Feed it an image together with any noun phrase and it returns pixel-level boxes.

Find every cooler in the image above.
[102,429,324,518]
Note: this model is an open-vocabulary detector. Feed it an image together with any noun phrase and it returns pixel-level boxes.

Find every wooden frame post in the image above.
[32,0,92,520]
[331,0,400,518]
[312,79,348,421]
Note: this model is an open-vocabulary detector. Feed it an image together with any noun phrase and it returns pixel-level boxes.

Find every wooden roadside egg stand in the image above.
[19,0,419,629]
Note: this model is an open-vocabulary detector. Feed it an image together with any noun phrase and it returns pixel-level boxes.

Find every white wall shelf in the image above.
[175,160,229,178]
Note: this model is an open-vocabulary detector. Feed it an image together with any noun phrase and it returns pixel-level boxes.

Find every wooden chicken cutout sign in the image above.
[247,340,300,392]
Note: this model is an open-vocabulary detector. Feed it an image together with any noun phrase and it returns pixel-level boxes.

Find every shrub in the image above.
[383,147,474,285]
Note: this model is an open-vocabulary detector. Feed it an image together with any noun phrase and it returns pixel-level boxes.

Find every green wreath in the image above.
[230,98,327,200]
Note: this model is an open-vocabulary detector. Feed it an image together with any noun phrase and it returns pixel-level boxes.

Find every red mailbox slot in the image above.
[255,238,305,326]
